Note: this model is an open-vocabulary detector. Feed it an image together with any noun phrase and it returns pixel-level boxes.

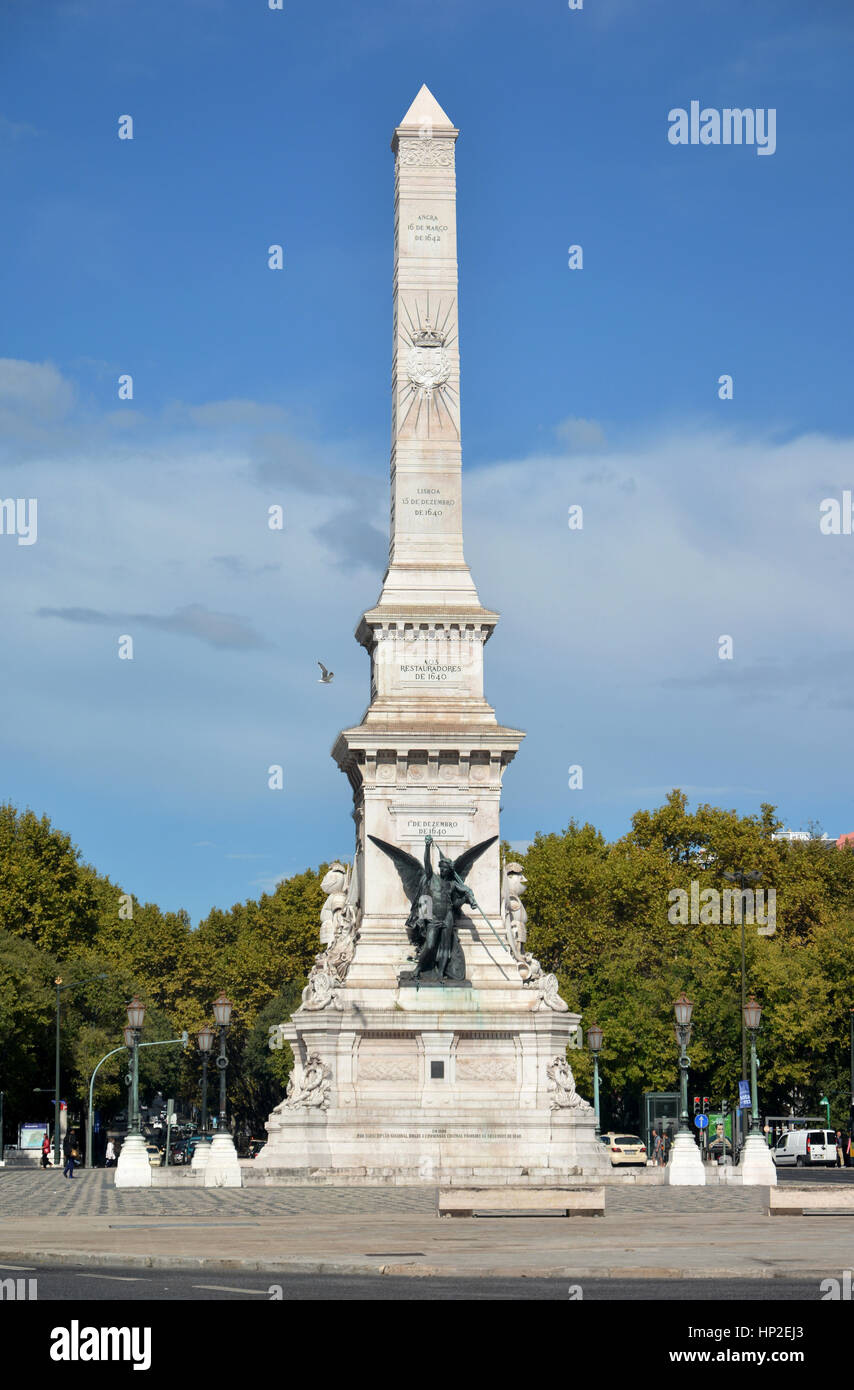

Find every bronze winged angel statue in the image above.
[368,833,497,983]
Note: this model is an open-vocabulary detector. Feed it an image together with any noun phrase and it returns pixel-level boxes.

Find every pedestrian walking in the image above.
[652,1128,661,1166]
[104,1139,116,1169]
[41,1133,52,1169]
[62,1129,79,1179]
[836,1131,845,1167]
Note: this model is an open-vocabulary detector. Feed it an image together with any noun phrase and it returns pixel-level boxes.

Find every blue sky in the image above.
[1,0,853,923]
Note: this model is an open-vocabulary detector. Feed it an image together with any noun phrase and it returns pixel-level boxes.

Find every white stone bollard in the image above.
[739,1132,777,1185]
[203,1131,242,1187]
[667,1131,707,1185]
[114,1133,152,1188]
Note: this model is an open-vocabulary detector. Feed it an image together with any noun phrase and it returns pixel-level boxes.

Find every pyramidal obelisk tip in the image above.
[397,84,456,131]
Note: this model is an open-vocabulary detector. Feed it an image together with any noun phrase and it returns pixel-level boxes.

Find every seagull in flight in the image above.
[317,661,334,684]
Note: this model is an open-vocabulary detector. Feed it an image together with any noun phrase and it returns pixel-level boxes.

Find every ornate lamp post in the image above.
[739,993,776,1185]
[123,1025,135,1134]
[115,996,152,1188]
[667,991,705,1185]
[743,995,762,1136]
[587,1023,603,1138]
[203,992,241,1185]
[674,992,693,1135]
[125,998,145,1139]
[212,992,233,1133]
[197,1024,215,1136]
[723,866,761,1152]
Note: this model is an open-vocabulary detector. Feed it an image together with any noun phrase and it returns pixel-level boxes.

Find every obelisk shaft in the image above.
[379,86,481,611]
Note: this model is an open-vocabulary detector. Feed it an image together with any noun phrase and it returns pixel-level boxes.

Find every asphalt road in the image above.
[0,1265,828,1300]
[776,1166,854,1181]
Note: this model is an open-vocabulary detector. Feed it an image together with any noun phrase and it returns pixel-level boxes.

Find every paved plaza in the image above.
[0,1170,849,1284]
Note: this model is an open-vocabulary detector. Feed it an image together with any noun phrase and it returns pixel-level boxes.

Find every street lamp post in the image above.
[52,971,111,1166]
[54,977,62,1167]
[122,1025,135,1137]
[668,992,706,1185]
[739,994,777,1185]
[197,1025,215,1136]
[125,997,145,1140]
[115,997,153,1188]
[204,992,241,1186]
[213,992,233,1133]
[587,1023,603,1138]
[723,869,761,1121]
[674,992,693,1135]
[744,995,762,1136]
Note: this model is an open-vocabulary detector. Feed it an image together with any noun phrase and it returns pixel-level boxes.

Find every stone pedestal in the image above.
[262,986,607,1183]
[190,1138,212,1171]
[739,1132,777,1185]
[203,1132,242,1188]
[666,1131,707,1185]
[114,1134,152,1189]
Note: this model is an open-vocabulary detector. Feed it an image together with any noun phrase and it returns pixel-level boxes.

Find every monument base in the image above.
[260,999,609,1184]
[258,1106,607,1184]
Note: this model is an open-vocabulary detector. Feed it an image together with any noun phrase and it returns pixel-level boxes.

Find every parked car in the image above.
[145,1143,163,1168]
[773,1129,837,1168]
[600,1132,647,1166]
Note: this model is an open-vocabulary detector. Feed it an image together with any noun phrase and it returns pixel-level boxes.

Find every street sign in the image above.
[738,1080,752,1109]
[694,1113,709,1130]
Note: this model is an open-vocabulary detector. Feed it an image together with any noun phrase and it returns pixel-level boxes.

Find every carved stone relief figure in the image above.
[278,1054,331,1111]
[300,860,361,1011]
[546,1055,592,1112]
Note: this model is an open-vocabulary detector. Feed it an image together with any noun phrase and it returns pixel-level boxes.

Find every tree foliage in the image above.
[2,791,853,1144]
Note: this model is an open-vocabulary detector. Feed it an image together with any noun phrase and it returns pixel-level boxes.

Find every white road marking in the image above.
[192,1284,270,1296]
[0,1263,36,1270]
[77,1273,145,1282]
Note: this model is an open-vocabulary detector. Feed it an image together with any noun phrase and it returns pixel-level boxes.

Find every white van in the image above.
[772,1128,837,1167]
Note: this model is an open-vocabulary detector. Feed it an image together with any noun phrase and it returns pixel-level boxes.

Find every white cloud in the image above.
[0,358,75,422]
[554,416,606,451]
[3,364,852,861]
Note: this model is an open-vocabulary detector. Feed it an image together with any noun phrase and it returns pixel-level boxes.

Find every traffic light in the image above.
[702,1097,710,1115]
[693,1096,700,1115]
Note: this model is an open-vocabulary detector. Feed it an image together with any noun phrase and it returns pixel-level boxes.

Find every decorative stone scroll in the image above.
[396,137,455,168]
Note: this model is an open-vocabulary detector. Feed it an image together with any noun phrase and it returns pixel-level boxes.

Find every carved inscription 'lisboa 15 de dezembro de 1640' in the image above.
[258,86,607,1183]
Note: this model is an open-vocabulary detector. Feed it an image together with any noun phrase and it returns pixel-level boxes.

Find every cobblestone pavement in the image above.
[0,1170,436,1217]
[0,1169,768,1218]
[0,1171,844,1279]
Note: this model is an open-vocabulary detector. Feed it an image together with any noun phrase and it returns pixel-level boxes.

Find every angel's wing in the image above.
[367,835,425,903]
[452,835,499,883]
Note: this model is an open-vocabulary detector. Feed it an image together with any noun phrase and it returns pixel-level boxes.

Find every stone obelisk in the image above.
[260,88,607,1183]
